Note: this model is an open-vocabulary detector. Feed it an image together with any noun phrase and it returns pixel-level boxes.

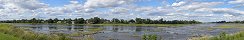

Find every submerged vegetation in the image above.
[142,34,158,40]
[0,23,72,40]
[71,28,103,36]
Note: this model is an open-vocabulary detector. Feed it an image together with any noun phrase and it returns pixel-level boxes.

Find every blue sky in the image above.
[0,0,244,22]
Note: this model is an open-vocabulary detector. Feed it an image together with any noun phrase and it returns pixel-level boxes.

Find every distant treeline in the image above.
[0,17,201,24]
[212,21,244,23]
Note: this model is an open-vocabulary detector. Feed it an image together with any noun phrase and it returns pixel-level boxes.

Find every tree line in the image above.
[212,21,244,23]
[0,17,201,24]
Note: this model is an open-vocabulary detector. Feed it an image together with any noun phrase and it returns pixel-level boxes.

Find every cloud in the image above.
[172,1,186,7]
[84,0,135,8]
[110,7,130,14]
[0,0,48,10]
[228,0,244,4]
[179,2,223,10]
[195,8,244,16]
[1,0,244,22]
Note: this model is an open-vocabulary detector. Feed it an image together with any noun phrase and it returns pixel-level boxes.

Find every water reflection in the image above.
[13,24,158,34]
[13,23,241,40]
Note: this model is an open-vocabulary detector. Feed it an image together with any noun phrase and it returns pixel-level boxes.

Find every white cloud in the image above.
[84,0,135,8]
[110,7,130,14]
[0,0,244,22]
[179,2,223,10]
[195,8,244,16]
[172,1,186,7]
[228,0,244,4]
[0,0,48,10]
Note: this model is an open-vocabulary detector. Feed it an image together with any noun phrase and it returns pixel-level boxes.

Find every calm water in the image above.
[12,23,241,40]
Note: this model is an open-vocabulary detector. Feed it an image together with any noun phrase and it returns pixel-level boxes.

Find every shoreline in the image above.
[8,23,193,27]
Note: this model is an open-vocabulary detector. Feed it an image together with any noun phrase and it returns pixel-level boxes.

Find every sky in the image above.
[0,0,244,22]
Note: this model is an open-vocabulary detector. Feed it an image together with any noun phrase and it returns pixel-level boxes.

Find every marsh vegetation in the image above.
[0,23,72,40]
[0,21,243,40]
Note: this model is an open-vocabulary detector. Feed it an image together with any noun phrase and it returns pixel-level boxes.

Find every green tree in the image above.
[53,18,59,23]
[30,18,37,23]
[75,18,85,24]
[112,18,120,23]
[135,18,143,24]
[128,19,135,23]
[47,19,54,23]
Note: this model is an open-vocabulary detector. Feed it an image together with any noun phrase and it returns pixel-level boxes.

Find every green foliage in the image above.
[0,24,72,40]
[214,20,244,23]
[214,24,244,29]
[0,17,201,24]
[197,32,244,40]
[0,33,22,40]
[142,34,158,40]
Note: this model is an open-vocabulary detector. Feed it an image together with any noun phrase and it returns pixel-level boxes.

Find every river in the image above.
[12,23,241,40]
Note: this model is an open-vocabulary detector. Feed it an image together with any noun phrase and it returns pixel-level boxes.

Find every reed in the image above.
[0,23,72,40]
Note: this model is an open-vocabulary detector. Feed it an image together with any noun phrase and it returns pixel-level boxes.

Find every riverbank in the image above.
[9,23,192,27]
[192,32,244,40]
[0,23,72,40]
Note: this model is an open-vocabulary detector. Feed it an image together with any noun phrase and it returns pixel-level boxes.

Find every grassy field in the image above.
[0,33,21,40]
[192,23,244,40]
[214,24,244,29]
[191,32,244,40]
[234,37,244,40]
[0,23,72,40]
[191,23,244,40]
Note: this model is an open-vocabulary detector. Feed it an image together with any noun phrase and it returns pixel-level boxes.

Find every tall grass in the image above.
[0,23,72,40]
[194,32,244,40]
[142,34,158,40]
[0,32,22,40]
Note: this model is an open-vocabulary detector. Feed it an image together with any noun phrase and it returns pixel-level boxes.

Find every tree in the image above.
[135,18,143,24]
[47,19,54,23]
[145,19,152,24]
[66,18,72,24]
[112,18,120,23]
[128,19,135,23]
[159,18,164,24]
[0,17,202,24]
[30,18,37,23]
[53,18,59,23]
[87,17,101,24]
[74,18,85,24]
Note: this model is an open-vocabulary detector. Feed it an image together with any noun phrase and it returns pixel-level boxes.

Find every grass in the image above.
[234,37,244,40]
[192,23,244,40]
[214,24,244,29]
[142,34,158,40]
[87,28,103,31]
[192,32,244,40]
[0,23,72,40]
[0,33,21,40]
[70,28,103,36]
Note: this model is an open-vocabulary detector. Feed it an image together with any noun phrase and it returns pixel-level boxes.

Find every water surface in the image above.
[13,23,241,40]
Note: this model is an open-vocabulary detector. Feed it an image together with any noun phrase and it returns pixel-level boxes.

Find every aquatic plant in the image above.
[142,34,158,40]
